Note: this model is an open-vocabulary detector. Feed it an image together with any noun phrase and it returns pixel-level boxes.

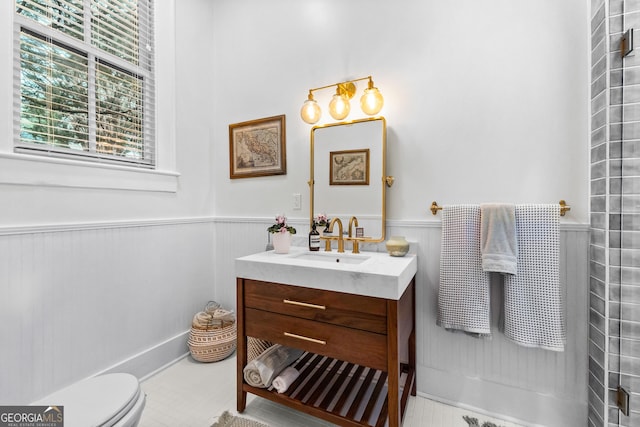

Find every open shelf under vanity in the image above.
[243,352,415,427]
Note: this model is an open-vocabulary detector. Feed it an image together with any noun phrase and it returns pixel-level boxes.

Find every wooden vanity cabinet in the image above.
[236,277,416,427]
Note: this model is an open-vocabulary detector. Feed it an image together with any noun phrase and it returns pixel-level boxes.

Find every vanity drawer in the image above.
[243,279,387,334]
[245,307,387,371]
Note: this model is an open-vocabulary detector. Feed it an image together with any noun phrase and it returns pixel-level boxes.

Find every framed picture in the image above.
[329,149,370,185]
[229,115,286,179]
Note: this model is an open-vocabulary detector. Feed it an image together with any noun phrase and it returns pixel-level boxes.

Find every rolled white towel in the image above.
[243,344,303,388]
[272,367,300,393]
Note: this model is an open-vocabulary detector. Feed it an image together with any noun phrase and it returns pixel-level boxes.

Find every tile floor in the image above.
[138,355,524,427]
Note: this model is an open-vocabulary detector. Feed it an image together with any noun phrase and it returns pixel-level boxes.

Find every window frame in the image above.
[0,0,178,193]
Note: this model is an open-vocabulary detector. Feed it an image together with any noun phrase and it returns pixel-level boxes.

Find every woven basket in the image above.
[188,302,237,363]
[188,322,236,362]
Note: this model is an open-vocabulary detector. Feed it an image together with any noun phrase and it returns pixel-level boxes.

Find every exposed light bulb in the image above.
[328,93,350,120]
[360,79,384,115]
[360,87,384,115]
[300,96,321,124]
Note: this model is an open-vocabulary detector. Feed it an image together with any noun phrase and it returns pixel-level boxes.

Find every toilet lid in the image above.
[33,373,141,427]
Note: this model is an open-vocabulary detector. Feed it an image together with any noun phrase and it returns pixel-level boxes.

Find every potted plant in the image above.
[268,215,296,253]
[313,213,331,235]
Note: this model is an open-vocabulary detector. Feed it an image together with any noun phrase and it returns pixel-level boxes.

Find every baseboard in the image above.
[97,330,191,381]
[417,365,587,427]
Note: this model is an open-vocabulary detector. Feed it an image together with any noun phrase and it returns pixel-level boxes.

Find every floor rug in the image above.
[211,411,270,427]
[462,415,505,427]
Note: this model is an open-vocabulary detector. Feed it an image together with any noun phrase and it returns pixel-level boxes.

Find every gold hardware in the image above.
[284,332,326,345]
[559,200,570,216]
[321,218,345,253]
[309,117,388,244]
[430,200,571,216]
[300,76,383,124]
[430,201,442,215]
[344,236,365,255]
[283,299,326,310]
[337,82,357,99]
[348,216,360,254]
[319,235,337,252]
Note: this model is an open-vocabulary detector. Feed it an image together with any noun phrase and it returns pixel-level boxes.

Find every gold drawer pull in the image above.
[284,332,326,345]
[283,299,326,310]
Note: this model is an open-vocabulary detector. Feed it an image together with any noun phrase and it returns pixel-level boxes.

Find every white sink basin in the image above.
[236,246,417,300]
[291,252,370,265]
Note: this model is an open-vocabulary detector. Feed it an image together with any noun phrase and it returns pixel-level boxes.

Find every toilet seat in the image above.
[33,373,145,427]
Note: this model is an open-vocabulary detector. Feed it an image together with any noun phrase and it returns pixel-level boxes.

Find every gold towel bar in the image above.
[429,200,571,217]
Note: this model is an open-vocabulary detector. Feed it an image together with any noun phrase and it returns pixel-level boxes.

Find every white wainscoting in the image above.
[215,218,590,427]
[1,215,589,426]
[0,218,215,404]
[396,222,590,427]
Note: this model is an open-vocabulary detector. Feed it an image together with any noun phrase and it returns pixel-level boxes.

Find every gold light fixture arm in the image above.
[307,76,372,97]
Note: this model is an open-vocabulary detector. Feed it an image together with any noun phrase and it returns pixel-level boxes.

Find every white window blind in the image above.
[14,0,156,168]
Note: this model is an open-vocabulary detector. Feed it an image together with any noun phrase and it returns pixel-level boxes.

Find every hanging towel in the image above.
[437,205,491,336]
[503,204,565,351]
[480,203,518,275]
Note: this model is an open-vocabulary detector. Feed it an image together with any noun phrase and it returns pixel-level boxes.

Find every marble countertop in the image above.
[235,246,417,300]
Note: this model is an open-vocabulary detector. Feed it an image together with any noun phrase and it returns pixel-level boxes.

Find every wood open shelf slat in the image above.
[243,352,414,427]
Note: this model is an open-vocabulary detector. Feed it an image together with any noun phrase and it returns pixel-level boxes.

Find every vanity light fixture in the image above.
[300,76,384,124]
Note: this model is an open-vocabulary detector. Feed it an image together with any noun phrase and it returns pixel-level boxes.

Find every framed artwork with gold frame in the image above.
[229,115,286,179]
[329,148,370,185]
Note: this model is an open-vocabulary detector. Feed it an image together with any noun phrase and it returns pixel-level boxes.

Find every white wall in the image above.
[0,0,590,423]
[211,0,589,224]
[210,1,590,425]
[0,0,218,403]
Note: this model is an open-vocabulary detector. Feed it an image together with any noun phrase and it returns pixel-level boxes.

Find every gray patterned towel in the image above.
[504,204,565,351]
[437,205,491,336]
[480,203,518,275]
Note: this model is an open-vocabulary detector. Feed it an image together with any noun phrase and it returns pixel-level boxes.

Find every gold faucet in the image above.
[347,216,360,254]
[321,217,344,253]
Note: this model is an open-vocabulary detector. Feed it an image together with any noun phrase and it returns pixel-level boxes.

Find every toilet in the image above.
[33,373,146,427]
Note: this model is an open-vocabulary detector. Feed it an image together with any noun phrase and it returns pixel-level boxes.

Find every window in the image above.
[14,0,155,168]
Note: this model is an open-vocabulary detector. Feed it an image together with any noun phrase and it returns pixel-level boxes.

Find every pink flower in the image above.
[268,214,296,234]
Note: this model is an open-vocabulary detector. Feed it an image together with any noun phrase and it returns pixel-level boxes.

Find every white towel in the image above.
[503,204,565,351]
[480,203,518,275]
[437,205,491,336]
[272,366,300,393]
[243,344,304,388]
